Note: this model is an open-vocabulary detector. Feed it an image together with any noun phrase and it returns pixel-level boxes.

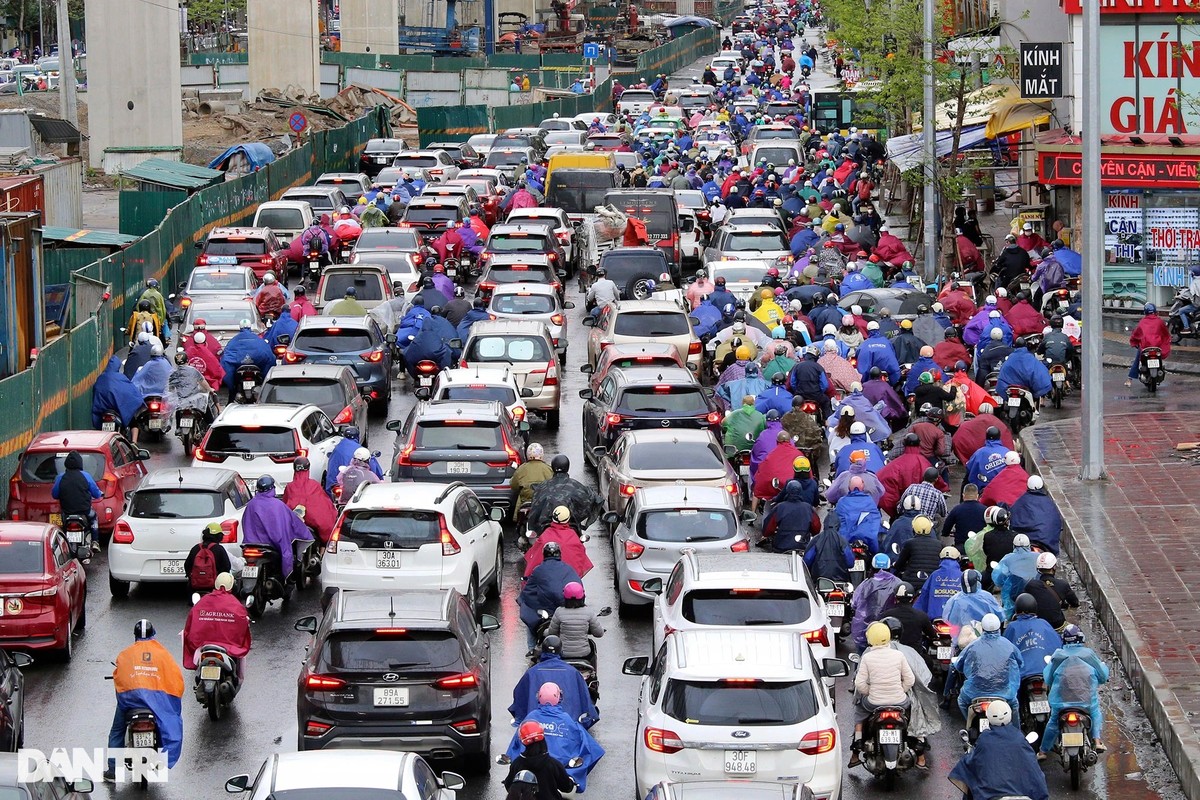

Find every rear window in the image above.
[637,509,735,542]
[600,253,669,284]
[20,451,105,483]
[714,265,770,283]
[492,293,556,315]
[613,312,690,337]
[414,422,503,450]
[365,140,401,154]
[488,233,551,253]
[403,206,461,225]
[205,426,295,454]
[188,307,254,328]
[546,170,617,215]
[340,509,440,549]
[466,335,551,362]
[679,95,710,110]
[285,194,335,210]
[0,540,45,574]
[322,274,384,301]
[356,229,419,249]
[256,209,306,231]
[662,679,818,726]
[189,270,248,292]
[486,151,531,167]
[205,239,266,256]
[723,232,788,252]
[294,329,374,353]
[753,148,800,167]
[129,490,225,519]
[682,588,813,625]
[319,630,465,674]
[488,266,554,284]
[439,386,517,405]
[605,194,677,234]
[393,155,439,168]
[621,91,656,102]
[260,378,345,409]
[628,438,721,468]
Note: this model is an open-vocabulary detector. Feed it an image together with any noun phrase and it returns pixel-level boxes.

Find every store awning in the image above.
[984,87,1053,139]
[913,84,1051,136]
[885,124,989,172]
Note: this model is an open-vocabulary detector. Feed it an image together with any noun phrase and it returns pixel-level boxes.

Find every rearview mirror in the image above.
[602,511,620,525]
[579,363,594,374]
[822,657,850,678]
[68,779,93,794]
[11,652,32,668]
[641,577,663,595]
[490,506,505,522]
[597,606,612,617]
[623,656,650,676]
[294,616,318,634]
[521,387,535,398]
[386,419,403,432]
[556,269,569,279]
[591,445,607,459]
[414,387,431,401]
[225,775,250,793]
[742,510,757,523]
[135,449,151,461]
[440,772,466,791]
[479,613,500,632]
[385,333,397,344]
[724,444,737,457]
[563,301,576,309]
[581,316,596,327]
[578,388,594,400]
[276,334,292,346]
[449,338,463,350]
[816,577,835,593]
[194,241,204,249]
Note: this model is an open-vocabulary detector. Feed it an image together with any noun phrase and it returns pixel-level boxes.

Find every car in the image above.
[505,207,575,263]
[375,166,433,191]
[0,752,93,797]
[315,172,372,202]
[609,485,753,612]
[7,431,149,535]
[0,650,32,750]
[539,117,588,132]
[281,315,394,408]
[492,128,548,157]
[707,262,771,304]
[193,403,344,491]
[388,399,525,510]
[544,166,617,225]
[428,141,482,169]
[176,298,264,349]
[225,749,465,800]
[460,320,563,428]
[742,123,801,155]
[702,225,794,289]
[677,89,717,113]
[108,468,251,599]
[724,207,788,234]
[649,551,837,676]
[603,189,683,272]
[250,200,315,249]
[579,342,685,392]
[359,138,406,177]
[571,112,619,129]
[323,479,505,608]
[260,364,371,445]
[595,428,736,516]
[458,167,512,190]
[171,264,259,319]
[421,183,480,209]
[763,101,803,121]
[625,628,845,800]
[392,150,461,183]
[292,591,498,765]
[314,264,396,314]
[543,129,587,148]
[350,227,423,289]
[423,367,532,426]
[401,196,470,245]
[617,88,658,115]
[196,227,289,279]
[465,133,498,158]
[483,147,538,180]
[481,223,570,278]
[585,131,633,151]
[710,55,742,77]
[445,176,503,224]
[486,283,573,349]
[748,143,805,172]
[477,254,564,302]
[645,780,815,800]
[591,247,672,300]
[0,522,86,658]
[583,299,702,374]
[281,186,352,216]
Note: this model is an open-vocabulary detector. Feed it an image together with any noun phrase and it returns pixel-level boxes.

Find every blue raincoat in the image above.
[942,587,1002,639]
[123,342,154,379]
[424,314,462,358]
[832,432,885,475]
[1009,490,1064,554]
[996,348,1053,398]
[264,311,298,351]
[455,308,490,342]
[518,559,580,631]
[832,393,890,443]
[1041,645,1108,749]
[510,653,599,729]
[979,316,1014,347]
[1003,614,1061,680]
[753,385,794,417]
[241,493,313,576]
[404,327,452,375]
[949,723,1048,800]
[325,438,383,491]
[856,332,900,381]
[93,356,146,427]
[957,631,1023,716]
[219,330,275,389]
[109,638,185,768]
[131,356,172,398]
[964,442,1009,489]
[850,571,901,650]
[505,703,604,789]
[835,488,882,551]
[915,558,963,620]
[718,367,770,410]
[903,356,940,395]
[690,303,724,339]
[397,307,431,348]
[992,547,1041,617]
[880,509,919,555]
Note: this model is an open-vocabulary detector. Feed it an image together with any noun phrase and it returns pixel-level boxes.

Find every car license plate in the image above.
[131,732,155,749]
[1029,700,1051,715]
[878,729,902,745]
[1148,359,1161,368]
[66,530,82,544]
[1008,397,1022,407]
[446,461,471,474]
[724,750,756,775]
[206,256,238,265]
[1062,732,1086,747]
[242,565,259,579]
[101,421,117,432]
[179,416,194,428]
[375,156,388,163]
[826,602,844,617]
[148,418,164,430]
[376,552,403,569]
[374,687,409,707]
[200,665,222,680]
[978,718,990,732]
[851,559,864,572]
[937,646,952,660]
[48,513,62,527]
[160,560,185,575]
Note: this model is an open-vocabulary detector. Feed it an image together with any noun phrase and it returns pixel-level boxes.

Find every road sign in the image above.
[288,111,308,133]
[1019,43,1064,99]
[582,42,599,60]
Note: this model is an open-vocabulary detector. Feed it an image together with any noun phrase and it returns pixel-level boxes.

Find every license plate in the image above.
[148,418,164,430]
[101,421,117,432]
[1062,732,1085,747]
[160,560,185,575]
[66,530,82,544]
[130,732,155,749]
[978,718,990,732]
[200,665,222,680]
[242,565,259,578]
[48,513,62,527]
[373,687,409,707]
[446,461,471,474]
[418,376,433,387]
[242,381,255,391]
[446,267,457,278]
[1052,373,1065,383]
[1059,301,1069,308]
[1008,397,1021,407]
[1148,359,1161,368]
[179,416,194,428]
[206,256,238,265]
[851,559,864,572]
[724,750,756,775]
[1029,700,1051,714]
[826,602,844,617]
[937,646,952,660]
[375,156,388,163]
[375,552,403,569]
[878,728,902,744]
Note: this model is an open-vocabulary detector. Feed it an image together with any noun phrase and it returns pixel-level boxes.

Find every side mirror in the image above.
[602,511,620,525]
[194,241,204,249]
[386,419,403,432]
[520,387,536,398]
[578,388,594,400]
[688,315,701,326]
[563,301,576,309]
[724,444,737,457]
[440,772,466,792]
[519,420,530,432]
[580,363,594,374]
[891,542,900,555]
[822,657,850,678]
[385,333,398,344]
[623,656,651,675]
[681,217,695,232]
[11,652,32,668]
[703,386,716,398]
[225,775,251,794]
[294,616,318,634]
[414,387,431,400]
[135,449,151,460]
[1026,731,1039,744]
[69,779,94,794]
[557,269,569,279]
[741,510,757,523]
[581,315,596,327]
[479,613,501,632]
[591,445,607,460]
[449,338,463,350]
[276,334,292,346]
[816,577,835,593]
[641,577,663,595]
[490,506,505,522]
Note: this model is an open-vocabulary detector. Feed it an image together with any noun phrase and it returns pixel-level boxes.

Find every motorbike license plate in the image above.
[242,380,255,391]
[375,552,403,569]
[1062,732,1086,748]
[242,565,259,579]
[418,376,434,388]
[878,729,902,745]
[160,560,185,575]
[148,418,164,430]
[374,687,409,707]
[66,530,82,544]
[1029,700,1051,715]
[1008,397,1022,407]
[978,718,990,732]
[851,559,864,572]
[200,665,222,681]
[446,461,471,474]
[826,602,844,617]
[1059,300,1069,309]
[937,646,952,660]
[724,750,756,775]
[1052,373,1065,383]
[130,732,155,749]
[48,513,62,527]
[179,416,194,428]
[446,267,457,278]
[1148,359,1161,368]
[101,421,117,432]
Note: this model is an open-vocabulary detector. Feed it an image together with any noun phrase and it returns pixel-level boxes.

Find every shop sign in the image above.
[1154,265,1188,287]
[1038,150,1200,187]
[1105,192,1142,263]
[1063,0,1200,13]
[1019,43,1064,98]
[1098,24,1200,135]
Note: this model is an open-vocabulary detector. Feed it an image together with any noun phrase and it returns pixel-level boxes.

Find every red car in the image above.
[195,227,290,280]
[0,523,87,658]
[7,431,149,535]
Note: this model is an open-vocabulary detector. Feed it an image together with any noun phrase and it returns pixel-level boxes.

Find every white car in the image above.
[225,750,464,800]
[487,282,573,348]
[625,628,846,800]
[322,482,504,613]
[505,206,576,263]
[192,403,343,492]
[710,56,742,77]
[423,366,532,425]
[108,468,251,597]
[617,88,659,116]
[708,261,772,303]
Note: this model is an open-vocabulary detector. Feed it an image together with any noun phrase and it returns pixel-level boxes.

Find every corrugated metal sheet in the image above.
[34,159,83,228]
[465,68,511,90]
[346,67,403,92]
[407,90,462,108]
[465,88,515,106]
[0,176,44,224]
[41,227,140,247]
[408,71,462,91]
[122,158,224,191]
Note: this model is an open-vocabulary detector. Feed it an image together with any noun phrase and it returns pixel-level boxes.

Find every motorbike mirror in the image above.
[519,420,531,432]
[479,613,501,632]
[563,301,576,310]
[414,387,431,400]
[495,754,512,765]
[520,387,536,398]
[959,730,970,745]
[449,338,463,350]
[742,510,757,523]
[276,334,292,346]
[168,293,176,301]
[623,656,651,675]
[816,577,835,593]
[703,386,716,399]
[191,592,201,606]
[847,652,861,664]
[68,779,93,794]
[386,419,403,432]
[602,511,620,525]
[822,657,850,678]
[294,616,318,634]
[592,445,607,459]
[490,506,505,522]
[440,772,466,792]
[135,449,151,461]
[538,609,550,619]
[225,775,251,794]
[385,333,398,344]
[891,542,900,554]
[724,443,738,458]
[11,652,31,669]
[556,269,569,279]
[597,606,612,617]
[771,478,781,489]
[579,363,594,374]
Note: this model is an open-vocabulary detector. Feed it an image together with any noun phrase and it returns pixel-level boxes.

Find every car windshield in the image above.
[188,307,253,328]
[679,95,710,110]
[365,140,401,154]
[440,385,517,404]
[294,329,374,353]
[467,135,496,149]
[613,312,690,337]
[260,378,345,411]
[466,335,550,363]
[637,509,735,542]
[487,266,554,284]
[486,151,531,167]
[662,679,818,726]
[256,209,306,230]
[682,588,813,625]
[414,422,503,450]
[544,131,583,146]
[285,194,334,210]
[129,490,225,519]
[724,232,788,252]
[492,293,556,315]
[393,155,439,168]
[340,509,441,549]
[714,266,769,283]
[322,275,384,301]
[20,451,105,482]
[319,630,465,673]
[205,426,295,454]
[189,270,248,292]
[0,540,45,574]
[628,438,721,468]
[356,229,419,249]
[403,206,460,224]
[488,234,550,253]
[546,170,616,215]
[205,239,266,256]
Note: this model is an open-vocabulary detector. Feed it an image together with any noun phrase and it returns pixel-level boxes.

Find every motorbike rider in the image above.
[762,479,820,551]
[132,343,172,399]
[324,427,383,494]
[1005,591,1062,690]
[240,475,314,591]
[124,331,155,379]
[518,542,581,650]
[511,442,553,522]
[836,475,884,554]
[1175,264,1200,333]
[219,320,274,403]
[106,620,184,780]
[282,457,338,545]
[949,699,1049,800]
[942,568,1003,641]
[848,621,915,768]
[168,350,217,421]
[992,232,1033,288]
[254,272,286,319]
[402,318,453,377]
[1023,552,1080,631]
[184,522,234,593]
[546,582,603,668]
[336,446,381,500]
[139,278,169,336]
[93,355,147,443]
[527,455,603,533]
[996,336,1053,401]
[505,769,540,800]
[505,683,604,791]
[1039,624,1110,759]
[51,450,102,557]
[803,519,855,583]
[182,573,251,682]
[851,553,901,651]
[585,266,619,312]
[914,546,963,620]
[327,285,368,317]
[126,299,162,345]
[992,533,1041,618]
[503,721,577,800]
[892,516,941,592]
[299,218,331,265]
[1038,314,1078,375]
[510,634,599,729]
[956,612,1023,721]
[964,425,1010,492]
[524,506,593,578]
[1126,302,1171,388]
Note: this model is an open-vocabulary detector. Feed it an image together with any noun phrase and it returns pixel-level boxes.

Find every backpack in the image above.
[190,543,217,591]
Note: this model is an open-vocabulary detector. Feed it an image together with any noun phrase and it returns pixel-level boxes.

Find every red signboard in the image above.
[1062,0,1200,13]
[1038,150,1200,187]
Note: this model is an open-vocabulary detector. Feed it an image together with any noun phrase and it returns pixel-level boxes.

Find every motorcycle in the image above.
[175,405,211,457]
[961,695,1007,750]
[1040,287,1073,319]
[861,703,915,787]
[305,245,323,289]
[139,395,170,441]
[1050,706,1098,789]
[1138,346,1165,393]
[1018,674,1051,743]
[1045,358,1068,409]
[412,359,439,397]
[926,618,953,689]
[233,363,263,404]
[99,410,123,434]
[192,643,240,721]
[62,513,94,563]
[815,577,850,638]
[1002,385,1037,436]
[239,538,319,619]
[529,607,611,702]
[121,708,162,790]
[1168,290,1200,343]
[847,538,873,588]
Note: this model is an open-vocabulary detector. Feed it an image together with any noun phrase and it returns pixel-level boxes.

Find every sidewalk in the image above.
[1023,413,1200,800]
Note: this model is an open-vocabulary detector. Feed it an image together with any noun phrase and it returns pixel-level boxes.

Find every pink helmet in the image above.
[537,682,563,705]
[563,581,585,600]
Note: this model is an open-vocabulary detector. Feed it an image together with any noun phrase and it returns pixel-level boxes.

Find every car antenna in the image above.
[178,470,184,486]
[389,595,397,622]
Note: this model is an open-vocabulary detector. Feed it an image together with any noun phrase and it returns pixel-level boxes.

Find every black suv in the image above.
[579,366,722,467]
[294,589,498,768]
[593,247,672,300]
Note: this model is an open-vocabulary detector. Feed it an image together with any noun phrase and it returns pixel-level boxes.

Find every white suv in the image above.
[624,629,846,800]
[423,366,532,427]
[322,482,505,613]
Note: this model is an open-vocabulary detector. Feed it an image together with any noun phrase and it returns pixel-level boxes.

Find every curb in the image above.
[1101,352,1200,377]
[1020,424,1200,800]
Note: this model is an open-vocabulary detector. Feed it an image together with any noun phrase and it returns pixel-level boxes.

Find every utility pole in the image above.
[1080,0,1104,480]
[53,1,77,128]
[38,0,44,56]
[922,0,936,282]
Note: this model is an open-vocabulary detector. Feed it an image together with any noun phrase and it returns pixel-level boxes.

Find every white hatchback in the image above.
[423,366,532,426]
[322,482,505,613]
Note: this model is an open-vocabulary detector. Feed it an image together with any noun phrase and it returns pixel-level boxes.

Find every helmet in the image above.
[542,541,562,561]
[715,276,726,286]
[735,345,753,361]
[1062,624,1085,644]
[343,425,361,442]
[894,582,914,601]
[263,272,276,284]
[344,286,357,297]
[174,350,187,365]
[981,613,1001,633]
[882,616,904,642]
[214,573,234,592]
[193,331,207,345]
[294,457,311,472]
[912,516,933,536]
[518,721,546,744]
[563,581,585,600]
[978,402,994,414]
[903,432,920,447]
[138,299,151,311]
[1037,552,1058,570]
[537,682,562,705]
[865,621,891,646]
[1012,533,1031,548]
[353,446,371,462]
[993,508,1010,527]
[1028,475,1044,491]
[512,770,539,787]
[1145,303,1157,315]
[551,454,570,473]
[1015,593,1038,615]
[940,546,960,560]
[771,371,786,385]
[1051,315,1064,329]
[147,278,159,288]
[256,475,276,494]
[962,569,982,592]
[850,421,866,435]
[134,619,155,640]
[553,506,571,524]
[985,426,1001,441]
[541,634,562,655]
[871,553,890,570]
[986,699,1013,727]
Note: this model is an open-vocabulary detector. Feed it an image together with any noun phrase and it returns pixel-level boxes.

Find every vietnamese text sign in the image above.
[1019,43,1063,98]
[1038,150,1200,188]
[1099,24,1200,135]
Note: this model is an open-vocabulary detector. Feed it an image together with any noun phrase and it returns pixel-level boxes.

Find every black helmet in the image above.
[134,619,156,640]
[894,582,915,603]
[868,366,881,379]
[985,426,1001,441]
[1050,315,1064,329]
[174,350,188,366]
[512,770,539,787]
[922,466,939,483]
[993,507,1010,526]
[294,284,306,295]
[771,371,786,385]
[904,432,920,447]
[882,615,903,640]
[430,305,444,316]
[256,475,276,494]
[962,569,982,593]
[294,456,311,472]
[542,541,562,560]
[422,276,434,288]
[344,286,357,297]
[1015,593,1037,615]
[1014,336,1028,349]
[138,299,151,311]
[550,454,569,474]
[343,425,361,442]
[541,634,562,654]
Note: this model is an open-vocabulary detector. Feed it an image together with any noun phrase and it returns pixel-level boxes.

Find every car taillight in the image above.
[436,672,478,689]
[688,340,701,356]
[624,540,645,559]
[511,406,526,422]
[22,585,58,598]
[283,352,306,364]
[730,539,750,552]
[439,517,461,556]
[332,405,355,425]
[304,720,332,737]
[550,280,562,292]
[479,281,496,292]
[547,252,558,261]
[326,522,342,554]
[361,349,385,363]
[305,674,346,690]
[196,254,209,266]
[803,627,830,647]
[450,719,479,733]
[260,256,274,266]
[113,520,134,545]
[603,412,624,428]
[724,482,739,496]
[220,520,239,543]
[620,483,637,497]
[550,313,564,326]
[556,231,571,243]
[645,727,684,754]
[798,728,836,755]
[706,410,723,424]
[934,620,951,634]
[193,443,223,463]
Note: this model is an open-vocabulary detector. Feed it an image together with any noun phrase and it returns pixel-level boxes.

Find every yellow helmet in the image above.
[357,196,367,205]
[735,345,753,361]
[866,622,891,647]
[913,515,933,536]
[761,288,773,299]
[792,455,811,472]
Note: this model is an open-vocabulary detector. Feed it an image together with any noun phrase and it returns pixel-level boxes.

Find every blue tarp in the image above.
[208,143,276,172]
[664,15,718,28]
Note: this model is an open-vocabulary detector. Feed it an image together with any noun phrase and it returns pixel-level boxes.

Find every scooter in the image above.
[121,708,162,790]
[1018,674,1051,743]
[175,405,211,457]
[815,577,850,638]
[233,363,263,404]
[239,538,319,619]
[926,618,953,689]
[62,513,95,564]
[305,245,323,290]
[99,410,123,434]
[1167,290,1200,343]
[1138,346,1165,393]
[529,607,611,702]
[1002,385,1037,437]
[847,538,873,588]
[860,702,915,788]
[1050,706,1098,789]
[1045,358,1068,409]
[961,695,1008,750]
[139,395,170,441]
[413,359,439,397]
[192,642,240,721]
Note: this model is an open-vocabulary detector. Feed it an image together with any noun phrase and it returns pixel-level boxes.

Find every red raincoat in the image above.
[939,289,977,326]
[948,371,992,415]
[980,463,1030,508]
[872,233,913,266]
[877,445,943,516]
[182,588,251,670]
[933,338,972,371]
[951,413,1016,465]
[752,442,801,501]
[1004,300,1046,338]
[1130,315,1172,358]
[184,340,225,391]
[282,472,338,543]
[524,522,594,578]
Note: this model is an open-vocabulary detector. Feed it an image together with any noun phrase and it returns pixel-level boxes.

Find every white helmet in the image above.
[353,446,371,462]
[1037,552,1058,570]
[1012,533,1030,548]
[985,699,1013,727]
[1027,475,1044,490]
[263,272,277,284]
[150,343,164,357]
[981,613,1001,633]
[193,331,207,345]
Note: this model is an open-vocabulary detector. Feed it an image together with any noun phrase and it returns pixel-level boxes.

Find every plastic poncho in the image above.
[396,306,431,346]
[722,405,766,452]
[831,393,890,443]
[505,703,604,789]
[219,330,275,389]
[403,327,452,373]
[1043,646,1107,746]
[962,304,998,347]
[338,461,381,498]
[832,433,885,476]
[992,547,1041,617]
[752,442,801,502]
[914,559,963,620]
[524,523,593,578]
[861,378,907,426]
[980,465,1030,508]
[456,308,491,342]
[528,475,603,532]
[264,311,298,351]
[850,571,901,650]
[942,588,1002,639]
[184,340,225,391]
[509,653,599,729]
[818,351,861,394]
[518,558,580,630]
[93,355,146,427]
[1004,614,1061,679]
[856,333,900,381]
[282,472,338,542]
[958,631,1023,708]
[996,348,1053,398]
[325,439,383,491]
[165,365,211,413]
[949,723,1049,800]
[1009,490,1064,554]
[804,529,854,583]
[182,589,251,670]
[877,447,937,516]
[110,639,185,768]
[748,419,785,481]
[835,488,882,551]
[716,368,770,411]
[240,493,314,577]
[131,356,173,398]
[123,343,154,379]
[895,642,941,738]
[826,463,884,504]
[327,296,369,317]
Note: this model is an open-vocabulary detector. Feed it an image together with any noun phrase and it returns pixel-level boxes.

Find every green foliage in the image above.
[183,0,247,25]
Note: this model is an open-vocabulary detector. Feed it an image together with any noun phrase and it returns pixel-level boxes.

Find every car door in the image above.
[50,532,82,625]
[340,370,370,440]
[652,561,685,652]
[465,492,499,581]
[112,439,147,494]
[598,434,623,509]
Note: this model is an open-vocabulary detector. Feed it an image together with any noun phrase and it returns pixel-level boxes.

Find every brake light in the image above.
[547,252,558,261]
[828,590,846,602]
[730,539,750,552]
[688,340,702,356]
[283,352,306,364]
[556,231,571,243]
[721,678,761,684]
[146,400,162,413]
[620,483,637,497]
[878,709,904,722]
[706,410,723,424]
[479,281,497,292]
[260,256,274,266]
[645,727,684,754]
[1066,712,1080,725]
[220,520,238,543]
[1008,387,1023,397]
[439,517,461,556]
[416,360,439,374]
[375,628,408,634]
[544,361,558,386]
[361,349,385,363]
[801,401,818,414]
[196,254,209,266]
[725,482,738,495]
[550,313,564,326]
[193,443,223,463]
[305,674,346,690]
[332,405,355,425]
[436,672,478,689]
[395,441,430,468]
[304,720,332,737]
[798,728,837,755]
[450,719,479,733]
[242,546,266,559]
[603,413,624,428]
[180,297,192,309]
[803,627,830,647]
[8,475,20,504]
[112,520,134,545]
[551,281,562,292]
[326,523,342,554]
[624,540,645,559]
[934,621,952,634]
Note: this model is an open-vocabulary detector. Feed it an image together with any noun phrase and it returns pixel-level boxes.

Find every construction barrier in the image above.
[636,27,719,76]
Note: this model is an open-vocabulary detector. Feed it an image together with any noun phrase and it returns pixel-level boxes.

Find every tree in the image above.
[183,0,247,26]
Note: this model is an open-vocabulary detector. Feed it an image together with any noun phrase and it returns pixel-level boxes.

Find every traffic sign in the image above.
[289,111,308,133]
[582,42,599,60]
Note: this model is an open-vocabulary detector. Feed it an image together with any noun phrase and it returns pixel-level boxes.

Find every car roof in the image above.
[256,200,311,210]
[466,319,551,335]
[613,299,689,313]
[408,195,466,206]
[283,186,341,196]
[722,223,785,234]
[490,223,553,234]
[331,588,454,625]
[633,484,733,508]
[601,246,663,257]
[609,365,698,386]
[490,282,557,297]
[438,366,517,384]
[0,522,55,540]
[413,399,507,420]
[619,428,717,447]
[265,364,357,381]
[690,551,805,582]
[296,315,375,331]
[270,749,413,791]
[137,467,239,490]
[667,629,813,677]
[27,430,120,450]
[213,403,320,425]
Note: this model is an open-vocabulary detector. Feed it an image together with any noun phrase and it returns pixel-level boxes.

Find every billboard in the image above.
[1099,24,1200,135]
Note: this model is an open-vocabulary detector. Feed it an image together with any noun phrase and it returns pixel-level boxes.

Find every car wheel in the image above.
[108,574,130,600]
[546,410,561,430]
[60,625,73,662]
[467,572,480,616]
[488,544,502,602]
[74,603,86,632]
[624,272,658,301]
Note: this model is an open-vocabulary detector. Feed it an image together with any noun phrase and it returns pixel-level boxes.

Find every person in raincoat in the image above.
[138,279,169,334]
[877,434,941,517]
[826,453,884,504]
[527,456,604,533]
[324,427,382,493]
[166,351,216,422]
[1009,475,1064,554]
[980,451,1030,508]
[880,615,940,767]
[511,443,553,520]
[856,322,901,384]
[264,305,298,351]
[831,386,891,444]
[327,285,369,317]
[949,699,1048,800]
[1040,624,1109,757]
[996,337,1053,400]
[754,371,795,417]
[832,422,885,476]
[992,533,1041,618]
[524,507,593,578]
[337,446,382,500]
[182,573,251,680]
[862,367,907,429]
[510,636,599,730]
[902,348,941,395]
[763,479,820,551]
[456,298,491,342]
[1126,301,1172,387]
[722,395,766,453]
[506,682,604,789]
[836,476,883,553]
[219,321,274,402]
[184,332,225,391]
[93,355,147,439]
[748,410,786,483]
[751,429,801,512]
[107,620,184,778]
[282,457,337,545]
[956,612,1023,720]
[804,523,855,583]
[914,546,964,621]
[1004,593,1062,684]
[123,332,155,379]
[780,394,825,455]
[848,621,915,767]
[850,554,901,651]
[942,569,1003,640]
[962,296,999,348]
[396,300,432,351]
[960,423,1012,491]
[818,339,861,395]
[403,325,452,378]
[518,543,580,647]
[716,360,769,410]
[761,343,797,382]
[131,344,172,398]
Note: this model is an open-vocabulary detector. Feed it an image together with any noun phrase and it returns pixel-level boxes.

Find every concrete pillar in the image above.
[248,0,320,97]
[84,0,183,172]
[341,0,399,55]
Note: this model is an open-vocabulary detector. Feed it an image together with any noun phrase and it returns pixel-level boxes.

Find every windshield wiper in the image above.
[686,535,721,542]
[737,717,783,724]
[142,512,182,518]
[741,619,784,626]
[635,407,668,413]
